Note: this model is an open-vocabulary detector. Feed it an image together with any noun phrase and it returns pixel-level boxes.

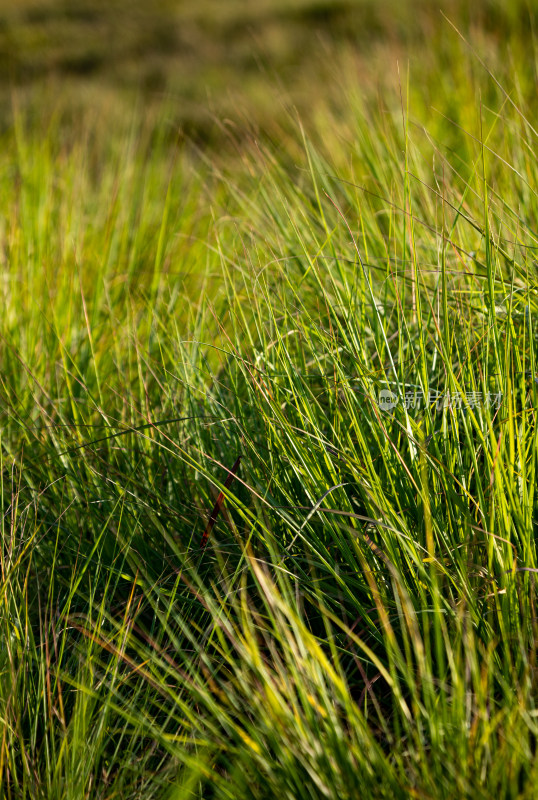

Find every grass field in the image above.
[2,1,538,798]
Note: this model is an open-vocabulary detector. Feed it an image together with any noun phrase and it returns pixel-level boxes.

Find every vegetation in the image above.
[2,1,538,797]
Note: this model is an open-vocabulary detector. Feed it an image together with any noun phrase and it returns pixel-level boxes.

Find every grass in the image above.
[2,1,538,797]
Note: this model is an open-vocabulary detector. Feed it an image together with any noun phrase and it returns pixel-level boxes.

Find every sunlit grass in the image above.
[2,4,538,798]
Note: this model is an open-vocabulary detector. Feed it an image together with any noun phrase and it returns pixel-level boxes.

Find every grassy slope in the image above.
[2,1,538,798]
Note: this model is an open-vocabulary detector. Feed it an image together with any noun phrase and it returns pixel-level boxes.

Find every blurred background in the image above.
[0,0,532,147]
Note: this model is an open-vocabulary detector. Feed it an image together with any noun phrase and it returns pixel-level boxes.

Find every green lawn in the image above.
[2,1,538,798]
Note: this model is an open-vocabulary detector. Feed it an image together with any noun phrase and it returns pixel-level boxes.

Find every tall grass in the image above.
[2,11,538,798]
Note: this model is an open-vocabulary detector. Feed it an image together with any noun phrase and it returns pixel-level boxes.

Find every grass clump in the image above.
[2,3,538,798]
